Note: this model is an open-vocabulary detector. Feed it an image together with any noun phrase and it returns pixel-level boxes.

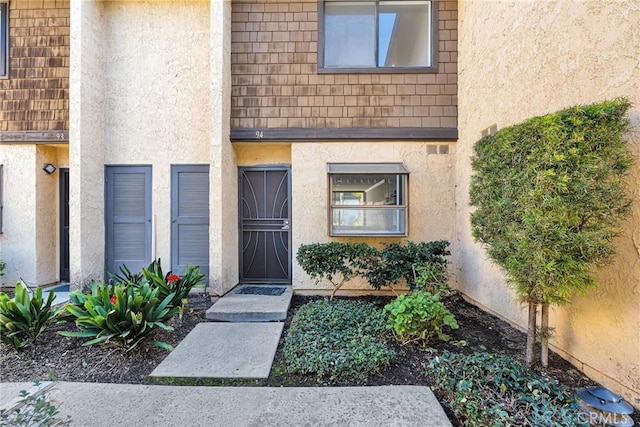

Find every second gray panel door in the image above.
[171,165,209,279]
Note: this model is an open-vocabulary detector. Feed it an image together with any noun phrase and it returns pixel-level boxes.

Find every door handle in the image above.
[281,220,290,230]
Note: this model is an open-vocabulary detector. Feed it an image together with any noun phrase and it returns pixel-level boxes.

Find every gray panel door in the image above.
[105,166,152,277]
[239,167,291,283]
[171,165,209,279]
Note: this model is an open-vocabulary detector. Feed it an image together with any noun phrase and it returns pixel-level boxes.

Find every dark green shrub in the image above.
[384,291,458,345]
[283,299,395,381]
[295,242,377,299]
[0,284,62,350]
[296,240,450,295]
[141,259,205,308]
[429,351,588,426]
[366,240,450,291]
[61,281,178,351]
[413,263,450,295]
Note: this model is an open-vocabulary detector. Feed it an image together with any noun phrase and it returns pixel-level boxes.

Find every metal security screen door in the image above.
[239,167,291,283]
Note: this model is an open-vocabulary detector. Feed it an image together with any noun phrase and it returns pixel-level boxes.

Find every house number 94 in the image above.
[255,130,264,139]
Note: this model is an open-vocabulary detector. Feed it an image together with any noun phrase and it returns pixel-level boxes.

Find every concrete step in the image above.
[206,284,292,322]
[149,322,284,379]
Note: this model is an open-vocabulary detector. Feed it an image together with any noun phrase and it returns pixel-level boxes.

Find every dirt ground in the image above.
[1,293,637,425]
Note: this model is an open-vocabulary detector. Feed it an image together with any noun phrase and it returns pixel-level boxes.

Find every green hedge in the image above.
[296,240,450,297]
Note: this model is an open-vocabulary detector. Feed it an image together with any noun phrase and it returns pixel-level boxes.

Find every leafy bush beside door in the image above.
[296,240,450,297]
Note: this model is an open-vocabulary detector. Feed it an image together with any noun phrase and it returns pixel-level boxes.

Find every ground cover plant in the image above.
[282,299,395,381]
[470,99,634,365]
[429,351,588,426]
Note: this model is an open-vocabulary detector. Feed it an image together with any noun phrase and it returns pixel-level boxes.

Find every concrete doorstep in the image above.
[206,285,293,322]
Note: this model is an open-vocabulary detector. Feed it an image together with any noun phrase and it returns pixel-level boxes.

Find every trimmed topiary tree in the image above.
[469,98,634,366]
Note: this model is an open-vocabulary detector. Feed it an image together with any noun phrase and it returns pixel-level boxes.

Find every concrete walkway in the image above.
[3,382,452,426]
[150,322,284,379]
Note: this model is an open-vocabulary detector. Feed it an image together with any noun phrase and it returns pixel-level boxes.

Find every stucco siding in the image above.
[101,0,212,269]
[456,0,640,404]
[0,143,67,287]
[292,142,456,294]
[0,145,37,286]
[69,0,106,287]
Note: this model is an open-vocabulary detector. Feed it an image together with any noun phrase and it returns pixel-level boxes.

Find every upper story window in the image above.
[319,0,438,73]
[0,1,7,78]
[328,163,409,236]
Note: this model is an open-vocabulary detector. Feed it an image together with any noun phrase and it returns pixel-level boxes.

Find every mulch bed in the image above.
[1,292,637,426]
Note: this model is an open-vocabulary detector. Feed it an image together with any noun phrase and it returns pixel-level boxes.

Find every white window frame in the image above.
[328,163,409,236]
[318,0,439,73]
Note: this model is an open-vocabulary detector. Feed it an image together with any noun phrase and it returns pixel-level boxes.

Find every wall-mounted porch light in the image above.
[43,163,57,174]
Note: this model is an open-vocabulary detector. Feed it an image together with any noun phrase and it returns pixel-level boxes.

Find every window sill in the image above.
[318,65,438,74]
[330,232,408,237]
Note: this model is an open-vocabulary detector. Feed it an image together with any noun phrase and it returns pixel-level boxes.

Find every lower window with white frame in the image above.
[328,163,408,236]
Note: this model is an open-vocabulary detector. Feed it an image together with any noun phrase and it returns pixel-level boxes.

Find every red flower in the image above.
[110,295,117,305]
[167,274,180,283]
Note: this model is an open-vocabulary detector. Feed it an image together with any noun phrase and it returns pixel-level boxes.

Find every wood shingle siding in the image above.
[0,0,69,132]
[231,0,457,132]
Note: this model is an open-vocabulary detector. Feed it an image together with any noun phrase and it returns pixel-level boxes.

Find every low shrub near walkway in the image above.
[283,299,395,381]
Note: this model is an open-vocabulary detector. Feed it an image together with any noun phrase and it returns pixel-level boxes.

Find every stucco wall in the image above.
[291,142,456,294]
[209,0,237,295]
[235,143,291,166]
[0,145,37,286]
[69,0,106,287]
[0,144,67,287]
[34,145,59,285]
[102,0,211,268]
[456,0,640,405]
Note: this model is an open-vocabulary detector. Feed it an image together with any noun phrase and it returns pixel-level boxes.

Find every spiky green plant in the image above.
[141,259,205,308]
[61,281,178,351]
[0,284,62,350]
